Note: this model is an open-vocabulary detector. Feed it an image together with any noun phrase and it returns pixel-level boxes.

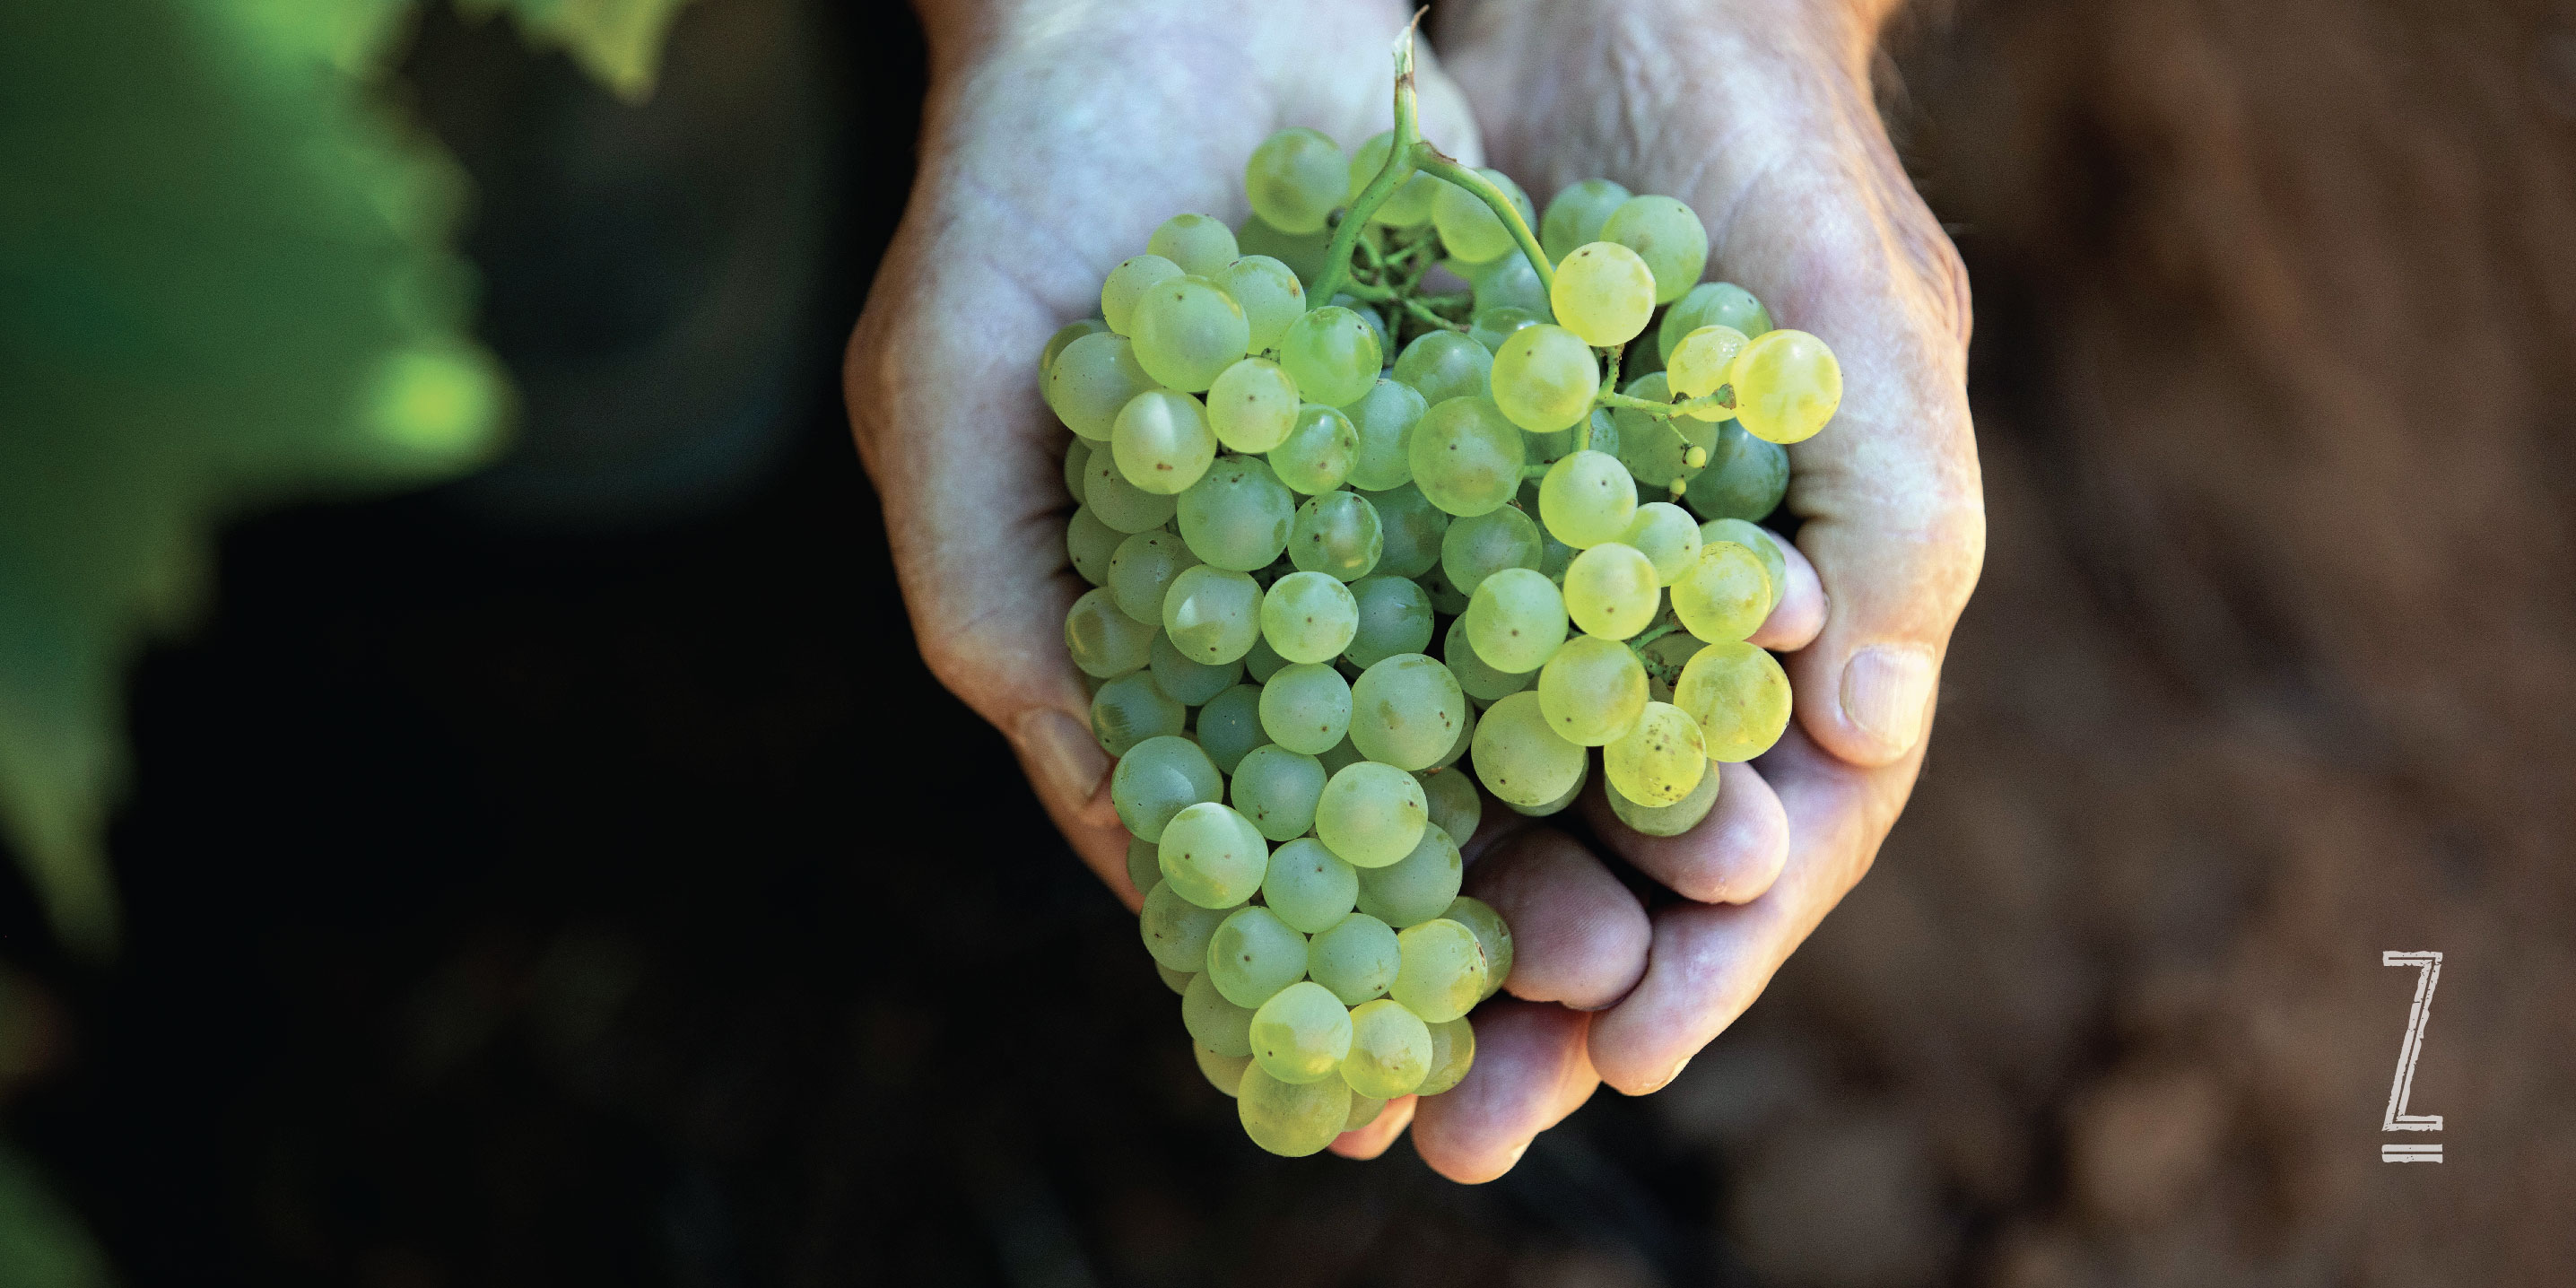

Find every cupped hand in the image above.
[846,0,1482,897]
[1332,0,1988,1179]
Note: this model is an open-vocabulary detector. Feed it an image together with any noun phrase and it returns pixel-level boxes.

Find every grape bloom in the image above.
[1043,33,1839,1158]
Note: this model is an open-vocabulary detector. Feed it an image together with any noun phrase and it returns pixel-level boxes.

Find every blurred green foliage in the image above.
[0,0,687,957]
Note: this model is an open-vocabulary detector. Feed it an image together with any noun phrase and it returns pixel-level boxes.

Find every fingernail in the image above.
[1840,645,1934,754]
[1017,708,1108,815]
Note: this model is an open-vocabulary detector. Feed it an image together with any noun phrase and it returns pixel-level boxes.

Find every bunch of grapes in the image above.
[1044,44,1841,1159]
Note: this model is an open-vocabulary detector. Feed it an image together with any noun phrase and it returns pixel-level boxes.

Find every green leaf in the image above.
[0,0,507,953]
[460,0,699,101]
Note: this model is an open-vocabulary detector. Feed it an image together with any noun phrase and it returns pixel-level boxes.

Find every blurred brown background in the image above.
[4,0,2571,1284]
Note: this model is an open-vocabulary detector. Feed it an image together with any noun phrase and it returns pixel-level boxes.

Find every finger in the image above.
[1577,760,1788,906]
[1746,533,1825,653]
[1465,830,1649,1010]
[1585,722,1920,1093]
[1329,1093,1416,1160]
[1409,1000,1597,1183]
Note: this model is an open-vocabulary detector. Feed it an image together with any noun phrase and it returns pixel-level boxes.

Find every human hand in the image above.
[845,0,1484,899]
[1330,0,1986,1179]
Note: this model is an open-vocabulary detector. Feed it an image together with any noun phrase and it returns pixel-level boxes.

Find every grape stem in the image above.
[1597,389,1736,418]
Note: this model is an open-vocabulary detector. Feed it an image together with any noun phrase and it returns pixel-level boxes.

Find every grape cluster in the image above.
[1045,66,1841,1158]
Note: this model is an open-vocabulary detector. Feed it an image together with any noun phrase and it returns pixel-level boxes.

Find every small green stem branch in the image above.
[1408,147,1553,292]
[1627,620,1685,653]
[1597,389,1736,418]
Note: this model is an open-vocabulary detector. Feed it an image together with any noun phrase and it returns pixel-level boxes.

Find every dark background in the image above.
[4,0,2572,1284]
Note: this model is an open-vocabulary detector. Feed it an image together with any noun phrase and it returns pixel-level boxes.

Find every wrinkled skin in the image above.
[847,0,1983,1183]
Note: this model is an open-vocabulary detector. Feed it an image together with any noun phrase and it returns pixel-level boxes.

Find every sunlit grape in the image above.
[1701,518,1786,613]
[1065,587,1154,678]
[1159,800,1269,909]
[1162,564,1261,663]
[1272,404,1360,495]
[1536,633,1647,745]
[1042,318,1110,379]
[1622,501,1703,585]
[1440,896,1515,999]
[1550,241,1656,346]
[1489,323,1597,433]
[1440,614,1530,702]
[1416,1016,1477,1095]
[1249,980,1352,1084]
[1392,330,1493,408]
[1540,178,1631,262]
[1600,195,1709,304]
[1469,691,1584,806]
[1206,905,1309,1009]
[1407,396,1527,518]
[1206,357,1300,453]
[1355,822,1461,927]
[1307,911,1400,1004]
[1261,570,1359,664]
[1083,442,1179,532]
[1537,449,1638,548]
[1603,701,1706,807]
[1233,747,1327,844]
[1177,455,1292,570]
[1278,306,1382,408]
[1101,254,1182,335]
[1258,662,1352,756]
[1673,640,1793,762]
[1342,998,1432,1099]
[1288,490,1382,581]
[1658,282,1771,361]
[1110,735,1221,841]
[1131,276,1250,392]
[1345,379,1425,491]
[1667,324,1749,422]
[1314,761,1430,869]
[1606,756,1721,837]
[1462,567,1566,674]
[1148,213,1239,277]
[1391,918,1486,1024]
[1431,168,1535,265]
[1244,127,1348,235]
[1347,652,1467,771]
[1728,328,1842,444]
[1111,389,1216,494]
[1562,542,1660,640]
[1237,1063,1349,1157]
[1047,331,1160,442]
[1670,540,1771,643]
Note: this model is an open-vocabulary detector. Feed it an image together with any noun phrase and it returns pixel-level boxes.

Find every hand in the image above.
[845,0,1484,899]
[1332,0,1986,1179]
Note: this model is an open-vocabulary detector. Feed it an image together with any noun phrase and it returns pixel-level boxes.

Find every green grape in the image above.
[1686,421,1789,522]
[1148,213,1239,277]
[1440,503,1541,597]
[1083,448,1179,533]
[1150,631,1241,705]
[1108,529,1198,623]
[1159,962,1195,995]
[1348,130,1440,227]
[1272,404,1360,495]
[1046,331,1160,441]
[1667,324,1750,422]
[1550,241,1656,346]
[1216,256,1308,354]
[1141,879,1236,972]
[1434,701,1478,770]
[1701,518,1786,612]
[1062,439,1091,500]
[1332,294,1391,358]
[1392,331,1492,409]
[1197,1044,1253,1096]
[1489,324,1597,434]
[1042,318,1110,379]
[1392,918,1487,1024]
[1470,691,1584,806]
[1673,640,1792,761]
[1245,126,1347,235]
[1237,1064,1350,1157]
[1196,683,1268,774]
[1440,897,1515,999]
[1603,701,1706,807]
[1537,449,1638,548]
[1622,502,1703,585]
[1606,755,1721,836]
[1307,911,1400,1004]
[1540,178,1632,261]
[1162,565,1262,664]
[1443,611,1528,701]
[1184,970,1257,1057]
[1278,308,1381,409]
[1601,195,1709,304]
[1207,905,1309,1008]
[1407,396,1527,517]
[1658,282,1772,361]
[1316,735,1365,778]
[1065,587,1154,678]
[1259,836,1357,932]
[1345,575,1433,668]
[1206,357,1300,453]
[1110,734,1221,840]
[1131,276,1249,393]
[1159,801,1269,909]
[1421,561,1471,616]
[1066,506,1122,586]
[1462,567,1567,674]
[1342,998,1432,1098]
[1416,1016,1477,1096]
[1607,371,1712,491]
[1249,980,1353,1083]
[1471,252,1553,320]
[1258,662,1352,755]
[1363,484,1448,579]
[1728,328,1841,444]
[1313,761,1429,868]
[1355,822,1462,927]
[1348,653,1467,771]
[1468,305,1541,355]
[1345,1095,1386,1131]
[1288,491,1382,581]
[1243,634,1290,683]
[1127,836,1162,894]
[1260,570,1359,664]
[1178,455,1293,570]
[1345,380,1424,491]
[1415,766,1484,847]
[1232,745,1326,843]
[1235,214,1336,290]
[1431,168,1535,265]
[1536,633,1648,745]
[1563,542,1661,640]
[1101,253,1183,335]
[1670,541,1771,642]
